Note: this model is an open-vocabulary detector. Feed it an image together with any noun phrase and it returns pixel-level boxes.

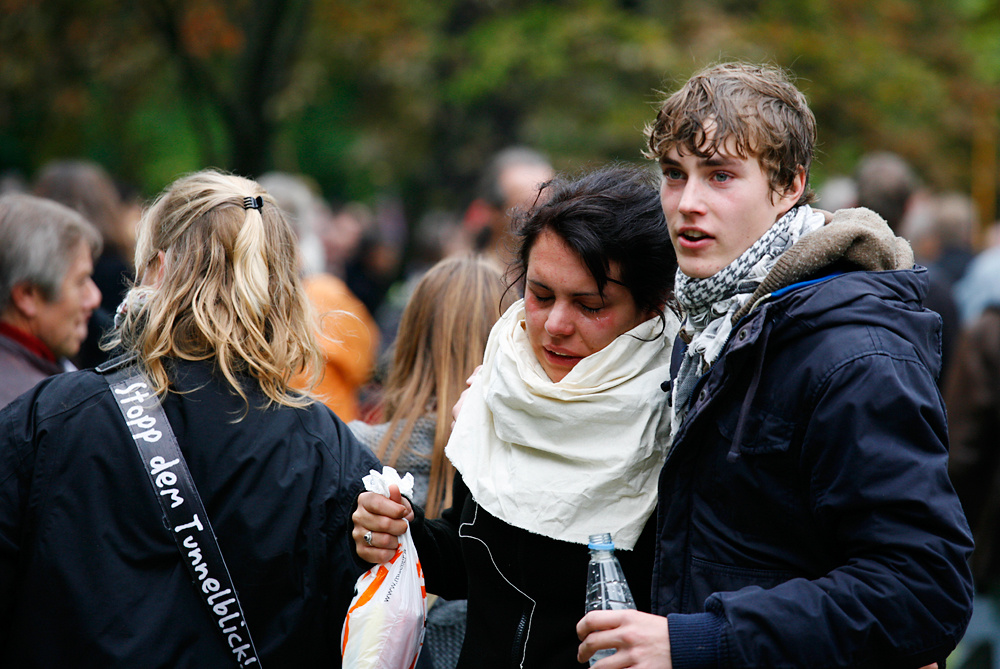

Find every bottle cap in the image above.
[588,532,614,550]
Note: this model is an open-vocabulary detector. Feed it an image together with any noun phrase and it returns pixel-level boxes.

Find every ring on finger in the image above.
[363,530,373,547]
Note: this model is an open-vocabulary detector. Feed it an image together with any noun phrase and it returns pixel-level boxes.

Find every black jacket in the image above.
[0,359,379,667]
[411,474,655,669]
[658,267,974,668]
[946,305,1000,590]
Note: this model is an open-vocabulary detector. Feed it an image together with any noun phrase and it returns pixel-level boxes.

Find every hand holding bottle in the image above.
[584,534,637,665]
[576,609,671,668]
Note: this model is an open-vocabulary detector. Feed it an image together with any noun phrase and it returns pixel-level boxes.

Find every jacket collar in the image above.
[0,321,57,364]
[731,207,914,324]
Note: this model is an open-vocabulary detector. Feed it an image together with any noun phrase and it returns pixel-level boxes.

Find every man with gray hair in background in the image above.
[0,193,102,408]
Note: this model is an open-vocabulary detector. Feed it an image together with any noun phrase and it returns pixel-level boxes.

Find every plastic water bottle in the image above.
[584,533,636,666]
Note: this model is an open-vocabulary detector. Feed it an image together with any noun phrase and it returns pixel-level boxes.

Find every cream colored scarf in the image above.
[445,299,679,550]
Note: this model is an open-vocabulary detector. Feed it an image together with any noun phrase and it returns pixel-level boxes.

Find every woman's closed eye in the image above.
[529,291,553,304]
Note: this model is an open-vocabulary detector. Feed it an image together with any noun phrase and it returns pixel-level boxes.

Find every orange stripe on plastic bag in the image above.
[341,564,389,655]
[340,545,408,655]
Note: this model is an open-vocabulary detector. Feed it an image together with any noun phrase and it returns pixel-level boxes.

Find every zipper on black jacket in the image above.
[509,612,529,668]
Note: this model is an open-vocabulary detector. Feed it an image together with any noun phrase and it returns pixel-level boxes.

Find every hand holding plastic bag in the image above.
[342,467,427,669]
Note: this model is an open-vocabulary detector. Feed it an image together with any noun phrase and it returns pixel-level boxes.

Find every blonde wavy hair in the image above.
[105,170,321,411]
[377,255,512,517]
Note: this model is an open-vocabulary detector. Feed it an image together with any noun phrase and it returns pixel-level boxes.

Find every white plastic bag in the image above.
[342,467,427,669]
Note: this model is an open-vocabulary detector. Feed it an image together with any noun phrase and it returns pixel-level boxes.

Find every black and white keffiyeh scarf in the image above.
[670,205,825,436]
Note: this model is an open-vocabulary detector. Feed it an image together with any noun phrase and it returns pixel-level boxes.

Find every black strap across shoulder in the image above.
[99,356,262,667]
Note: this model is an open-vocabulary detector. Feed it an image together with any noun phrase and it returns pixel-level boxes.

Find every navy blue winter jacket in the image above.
[656,267,974,668]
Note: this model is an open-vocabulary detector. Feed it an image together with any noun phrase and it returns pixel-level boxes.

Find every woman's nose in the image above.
[544,302,574,337]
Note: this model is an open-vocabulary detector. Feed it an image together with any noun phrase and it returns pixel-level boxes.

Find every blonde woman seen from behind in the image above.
[0,170,380,667]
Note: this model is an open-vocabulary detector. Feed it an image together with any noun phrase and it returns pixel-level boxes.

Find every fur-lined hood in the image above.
[733,206,914,324]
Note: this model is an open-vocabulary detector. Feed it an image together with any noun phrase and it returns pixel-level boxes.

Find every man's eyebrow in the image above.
[660,154,741,168]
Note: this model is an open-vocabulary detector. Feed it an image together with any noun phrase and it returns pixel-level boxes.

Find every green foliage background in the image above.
[2,0,998,229]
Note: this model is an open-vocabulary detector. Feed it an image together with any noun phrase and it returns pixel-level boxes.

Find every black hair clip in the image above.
[243,195,263,210]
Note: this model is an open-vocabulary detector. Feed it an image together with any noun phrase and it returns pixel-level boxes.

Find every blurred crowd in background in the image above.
[4,146,1000,415]
[5,141,1000,666]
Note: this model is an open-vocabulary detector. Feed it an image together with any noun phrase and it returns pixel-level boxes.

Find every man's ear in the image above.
[771,167,808,218]
[783,167,807,205]
[8,282,43,319]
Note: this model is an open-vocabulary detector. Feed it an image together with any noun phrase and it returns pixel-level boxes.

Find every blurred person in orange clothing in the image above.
[259,172,378,422]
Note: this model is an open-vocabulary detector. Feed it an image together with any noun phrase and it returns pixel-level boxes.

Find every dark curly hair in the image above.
[509,164,678,326]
